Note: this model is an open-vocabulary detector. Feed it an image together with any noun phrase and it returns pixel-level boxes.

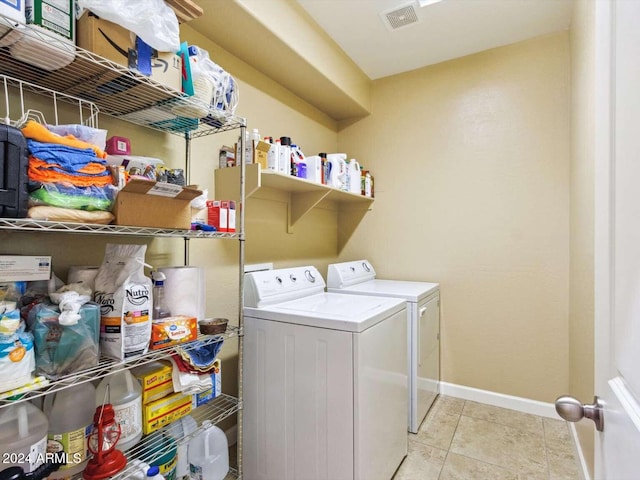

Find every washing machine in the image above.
[243,265,408,480]
[327,260,440,434]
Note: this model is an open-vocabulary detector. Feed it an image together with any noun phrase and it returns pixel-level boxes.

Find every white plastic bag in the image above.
[76,0,180,52]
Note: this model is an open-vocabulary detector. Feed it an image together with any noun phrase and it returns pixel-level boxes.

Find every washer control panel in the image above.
[244,265,325,307]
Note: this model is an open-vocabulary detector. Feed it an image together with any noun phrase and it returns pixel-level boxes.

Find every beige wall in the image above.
[338,33,571,403]
[569,0,596,475]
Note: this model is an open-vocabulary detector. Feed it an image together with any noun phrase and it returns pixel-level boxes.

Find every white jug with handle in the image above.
[347,159,361,194]
[327,153,347,190]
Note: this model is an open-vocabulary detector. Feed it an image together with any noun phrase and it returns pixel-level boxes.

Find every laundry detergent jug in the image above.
[326,153,347,190]
[347,159,361,194]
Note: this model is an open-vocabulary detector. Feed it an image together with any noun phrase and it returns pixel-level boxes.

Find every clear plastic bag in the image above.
[28,182,117,211]
[76,0,180,52]
[46,124,108,150]
[189,46,239,115]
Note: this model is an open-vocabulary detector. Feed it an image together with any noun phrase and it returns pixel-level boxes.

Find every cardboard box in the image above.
[77,12,182,91]
[143,391,193,434]
[132,361,174,404]
[26,0,75,41]
[206,200,228,232]
[0,256,51,282]
[222,200,236,233]
[253,140,271,169]
[191,359,222,408]
[114,179,202,229]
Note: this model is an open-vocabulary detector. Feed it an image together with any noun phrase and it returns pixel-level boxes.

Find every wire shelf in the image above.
[69,394,241,480]
[0,326,241,408]
[0,15,246,137]
[0,217,244,239]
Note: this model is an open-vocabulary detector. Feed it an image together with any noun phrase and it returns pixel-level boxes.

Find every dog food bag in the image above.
[94,244,152,360]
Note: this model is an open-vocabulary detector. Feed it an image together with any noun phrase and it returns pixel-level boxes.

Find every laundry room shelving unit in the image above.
[215,163,373,251]
[0,14,246,480]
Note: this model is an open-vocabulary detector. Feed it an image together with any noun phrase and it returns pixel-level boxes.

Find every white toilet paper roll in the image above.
[67,266,100,291]
[157,266,206,321]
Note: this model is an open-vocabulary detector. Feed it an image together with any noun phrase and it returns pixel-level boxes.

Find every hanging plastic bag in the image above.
[76,0,180,52]
[27,301,100,380]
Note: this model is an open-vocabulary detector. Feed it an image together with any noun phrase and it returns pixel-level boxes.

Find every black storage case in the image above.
[0,124,28,218]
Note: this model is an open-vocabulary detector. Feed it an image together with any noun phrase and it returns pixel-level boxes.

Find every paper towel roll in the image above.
[157,266,206,321]
[67,266,100,291]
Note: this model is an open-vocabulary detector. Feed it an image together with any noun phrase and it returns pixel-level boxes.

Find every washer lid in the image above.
[244,292,406,332]
[329,279,440,303]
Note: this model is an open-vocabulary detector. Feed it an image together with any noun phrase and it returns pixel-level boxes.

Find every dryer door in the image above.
[416,293,440,425]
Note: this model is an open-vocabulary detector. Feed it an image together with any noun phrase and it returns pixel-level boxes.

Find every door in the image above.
[594,0,640,477]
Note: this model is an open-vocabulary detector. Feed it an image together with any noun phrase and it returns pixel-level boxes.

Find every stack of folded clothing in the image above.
[21,121,117,224]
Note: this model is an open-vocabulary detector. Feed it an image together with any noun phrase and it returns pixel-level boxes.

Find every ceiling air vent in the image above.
[381,3,421,31]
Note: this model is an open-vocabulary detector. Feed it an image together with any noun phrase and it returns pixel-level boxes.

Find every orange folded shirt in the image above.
[21,120,107,159]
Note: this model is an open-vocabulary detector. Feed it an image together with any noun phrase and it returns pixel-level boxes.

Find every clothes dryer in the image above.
[243,266,408,480]
[327,260,440,433]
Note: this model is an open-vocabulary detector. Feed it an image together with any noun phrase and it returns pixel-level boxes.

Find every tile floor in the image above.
[393,395,581,480]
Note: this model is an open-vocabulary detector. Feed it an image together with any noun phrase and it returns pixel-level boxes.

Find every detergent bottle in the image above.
[347,159,361,194]
[95,370,143,451]
[0,403,48,474]
[44,382,95,478]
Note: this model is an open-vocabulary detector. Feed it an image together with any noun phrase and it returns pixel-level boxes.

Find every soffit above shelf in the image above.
[187,0,372,122]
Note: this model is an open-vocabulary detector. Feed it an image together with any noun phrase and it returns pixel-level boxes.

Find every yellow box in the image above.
[132,361,174,404]
[143,391,192,434]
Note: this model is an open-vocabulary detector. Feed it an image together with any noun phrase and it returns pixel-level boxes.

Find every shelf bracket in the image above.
[287,190,331,233]
[337,203,372,251]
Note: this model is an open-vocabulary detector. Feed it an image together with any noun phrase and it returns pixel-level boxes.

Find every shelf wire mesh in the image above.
[0,14,246,137]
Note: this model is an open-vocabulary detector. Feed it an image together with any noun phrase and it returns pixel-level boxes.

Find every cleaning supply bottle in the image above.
[279,137,292,175]
[95,370,143,451]
[347,159,361,194]
[146,465,165,479]
[152,271,171,320]
[43,382,95,478]
[265,137,278,172]
[188,421,229,480]
[0,403,48,474]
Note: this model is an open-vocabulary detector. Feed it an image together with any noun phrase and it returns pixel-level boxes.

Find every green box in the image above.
[25,0,75,41]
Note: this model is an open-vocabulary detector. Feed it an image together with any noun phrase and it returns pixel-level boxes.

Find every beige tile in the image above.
[433,395,466,416]
[450,416,547,473]
[392,438,447,480]
[546,445,579,480]
[543,417,572,451]
[413,405,461,451]
[462,401,544,435]
[439,452,518,480]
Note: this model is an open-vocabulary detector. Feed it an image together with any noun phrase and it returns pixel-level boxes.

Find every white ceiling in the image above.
[296,0,574,80]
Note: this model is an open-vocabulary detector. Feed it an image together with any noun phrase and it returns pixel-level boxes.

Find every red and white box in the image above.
[207,200,228,232]
[223,200,236,233]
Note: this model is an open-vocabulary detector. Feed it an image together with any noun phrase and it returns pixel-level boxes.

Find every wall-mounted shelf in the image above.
[215,164,373,251]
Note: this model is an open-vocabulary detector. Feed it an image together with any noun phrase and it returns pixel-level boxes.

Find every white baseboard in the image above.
[439,381,558,418]
[569,422,591,480]
[440,382,589,479]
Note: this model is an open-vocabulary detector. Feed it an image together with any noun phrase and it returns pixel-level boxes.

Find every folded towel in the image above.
[27,140,107,171]
[28,157,113,187]
[21,120,107,159]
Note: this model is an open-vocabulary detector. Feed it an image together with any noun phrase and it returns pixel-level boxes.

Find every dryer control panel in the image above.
[327,259,377,289]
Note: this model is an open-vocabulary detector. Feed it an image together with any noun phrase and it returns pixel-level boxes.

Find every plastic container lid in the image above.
[147,466,160,476]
